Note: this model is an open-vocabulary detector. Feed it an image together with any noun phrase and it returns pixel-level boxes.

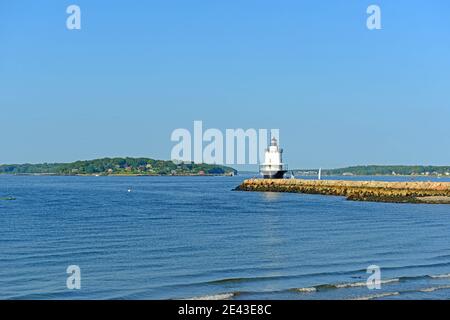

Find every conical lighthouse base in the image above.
[262,170,287,179]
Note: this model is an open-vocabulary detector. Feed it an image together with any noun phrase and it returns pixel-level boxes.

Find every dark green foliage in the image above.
[0,158,237,176]
[297,165,450,176]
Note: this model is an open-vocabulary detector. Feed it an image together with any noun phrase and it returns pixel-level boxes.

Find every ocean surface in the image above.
[1,175,450,300]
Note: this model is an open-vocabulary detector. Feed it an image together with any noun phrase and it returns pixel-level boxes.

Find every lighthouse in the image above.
[260,137,287,179]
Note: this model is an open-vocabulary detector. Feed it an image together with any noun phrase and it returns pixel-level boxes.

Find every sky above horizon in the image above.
[1,0,449,170]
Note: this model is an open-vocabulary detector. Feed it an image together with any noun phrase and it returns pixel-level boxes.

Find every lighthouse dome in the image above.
[271,137,278,146]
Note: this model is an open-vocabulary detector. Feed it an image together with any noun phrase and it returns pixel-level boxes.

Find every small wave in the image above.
[313,278,400,291]
[351,292,400,300]
[204,268,374,286]
[334,278,400,289]
[186,293,236,300]
[419,285,450,293]
[292,278,400,294]
[208,277,252,284]
[430,273,450,279]
[294,287,317,293]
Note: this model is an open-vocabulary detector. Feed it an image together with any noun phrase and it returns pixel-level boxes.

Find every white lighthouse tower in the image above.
[260,136,287,179]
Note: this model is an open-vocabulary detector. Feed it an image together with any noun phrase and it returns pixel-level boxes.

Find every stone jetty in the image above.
[235,179,450,204]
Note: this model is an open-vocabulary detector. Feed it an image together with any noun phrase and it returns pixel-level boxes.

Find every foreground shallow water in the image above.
[1,175,450,300]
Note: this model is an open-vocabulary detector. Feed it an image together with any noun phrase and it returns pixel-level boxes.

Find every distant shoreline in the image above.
[1,173,450,178]
[0,157,237,176]
[294,165,450,177]
[298,174,449,178]
[0,173,236,177]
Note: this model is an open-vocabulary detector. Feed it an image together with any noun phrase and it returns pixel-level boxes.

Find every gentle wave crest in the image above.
[186,293,236,300]
[294,287,317,293]
[419,285,450,293]
[293,278,400,293]
[430,273,450,279]
[351,292,400,300]
[334,278,400,289]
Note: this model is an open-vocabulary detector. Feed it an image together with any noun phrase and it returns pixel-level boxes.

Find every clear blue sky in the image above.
[1,0,449,169]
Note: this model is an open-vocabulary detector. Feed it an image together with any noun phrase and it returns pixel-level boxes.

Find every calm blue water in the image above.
[1,175,450,300]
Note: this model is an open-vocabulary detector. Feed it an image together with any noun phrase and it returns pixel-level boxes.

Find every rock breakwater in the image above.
[235,179,450,204]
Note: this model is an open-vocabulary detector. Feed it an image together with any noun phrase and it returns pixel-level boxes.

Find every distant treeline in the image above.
[0,157,237,176]
[295,165,450,176]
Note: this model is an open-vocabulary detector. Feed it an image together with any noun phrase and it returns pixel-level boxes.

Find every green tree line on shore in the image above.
[0,158,237,176]
[295,165,450,176]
